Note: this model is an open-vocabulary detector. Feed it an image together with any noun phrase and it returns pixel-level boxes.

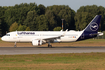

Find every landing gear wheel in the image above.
[48,42,52,48]
[48,45,52,48]
[14,45,17,48]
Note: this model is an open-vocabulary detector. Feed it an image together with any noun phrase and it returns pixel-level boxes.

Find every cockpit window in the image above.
[5,34,10,36]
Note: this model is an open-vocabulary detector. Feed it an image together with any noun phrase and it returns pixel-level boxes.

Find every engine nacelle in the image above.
[32,40,42,46]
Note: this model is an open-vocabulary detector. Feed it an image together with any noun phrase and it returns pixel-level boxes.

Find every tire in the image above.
[48,45,52,48]
[14,45,17,48]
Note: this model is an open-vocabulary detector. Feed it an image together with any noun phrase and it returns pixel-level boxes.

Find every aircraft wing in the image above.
[36,29,68,40]
[41,36,61,40]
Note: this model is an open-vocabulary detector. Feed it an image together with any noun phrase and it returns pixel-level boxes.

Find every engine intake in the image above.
[32,40,42,46]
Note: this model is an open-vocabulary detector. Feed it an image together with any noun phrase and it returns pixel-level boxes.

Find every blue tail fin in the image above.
[84,15,101,32]
[77,15,102,41]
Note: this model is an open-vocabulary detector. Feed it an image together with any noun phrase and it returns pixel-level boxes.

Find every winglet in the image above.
[61,29,68,37]
[60,30,63,32]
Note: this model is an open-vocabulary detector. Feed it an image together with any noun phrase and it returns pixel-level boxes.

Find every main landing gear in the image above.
[48,42,52,48]
[14,42,17,48]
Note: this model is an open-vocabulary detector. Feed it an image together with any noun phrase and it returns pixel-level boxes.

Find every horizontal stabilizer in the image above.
[97,32,104,36]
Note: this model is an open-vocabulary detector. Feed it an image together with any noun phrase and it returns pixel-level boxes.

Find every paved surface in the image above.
[0,46,105,55]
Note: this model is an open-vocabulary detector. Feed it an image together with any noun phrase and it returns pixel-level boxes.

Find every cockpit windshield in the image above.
[5,34,10,36]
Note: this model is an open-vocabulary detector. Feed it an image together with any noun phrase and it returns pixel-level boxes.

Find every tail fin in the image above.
[84,15,101,32]
[77,15,102,41]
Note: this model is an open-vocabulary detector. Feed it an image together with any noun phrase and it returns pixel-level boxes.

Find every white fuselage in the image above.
[1,30,83,43]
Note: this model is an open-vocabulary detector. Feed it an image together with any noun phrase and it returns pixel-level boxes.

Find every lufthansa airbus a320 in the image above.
[1,15,103,48]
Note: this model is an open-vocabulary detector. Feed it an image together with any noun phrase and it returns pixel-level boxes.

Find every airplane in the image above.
[1,15,103,48]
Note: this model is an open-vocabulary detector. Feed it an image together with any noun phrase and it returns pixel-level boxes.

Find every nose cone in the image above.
[1,37,5,41]
[1,36,7,41]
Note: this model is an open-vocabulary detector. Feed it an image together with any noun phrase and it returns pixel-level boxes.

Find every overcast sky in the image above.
[0,0,105,11]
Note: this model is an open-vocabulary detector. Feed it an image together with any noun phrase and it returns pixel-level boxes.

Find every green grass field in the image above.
[0,53,105,70]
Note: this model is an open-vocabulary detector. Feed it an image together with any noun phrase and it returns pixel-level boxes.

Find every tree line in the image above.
[0,3,105,36]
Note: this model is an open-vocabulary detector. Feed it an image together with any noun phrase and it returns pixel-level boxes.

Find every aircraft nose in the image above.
[1,37,5,41]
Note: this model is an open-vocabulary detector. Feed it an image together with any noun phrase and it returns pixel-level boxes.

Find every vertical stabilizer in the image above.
[84,15,101,32]
[77,15,102,41]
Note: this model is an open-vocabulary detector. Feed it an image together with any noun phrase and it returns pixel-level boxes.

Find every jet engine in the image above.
[32,40,42,46]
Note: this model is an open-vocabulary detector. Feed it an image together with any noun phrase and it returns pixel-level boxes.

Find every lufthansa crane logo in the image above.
[90,22,98,31]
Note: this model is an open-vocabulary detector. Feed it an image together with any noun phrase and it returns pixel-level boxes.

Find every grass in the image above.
[0,53,105,70]
[0,38,105,47]
[0,39,105,70]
